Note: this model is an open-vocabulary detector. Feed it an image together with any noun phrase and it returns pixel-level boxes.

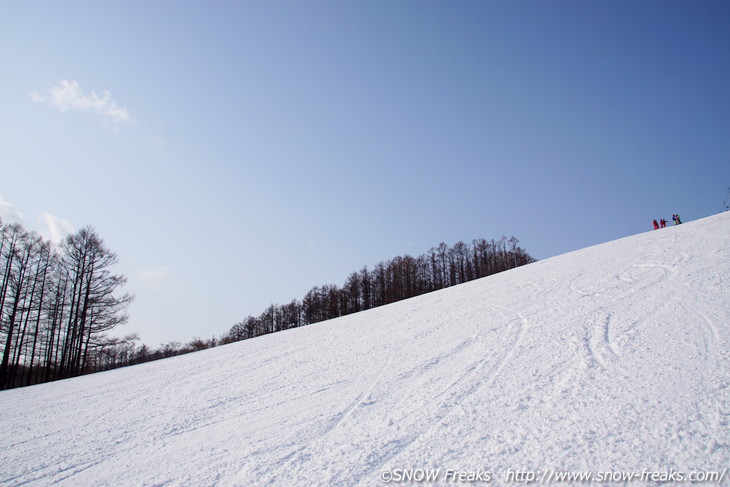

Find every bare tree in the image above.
[56,226,133,380]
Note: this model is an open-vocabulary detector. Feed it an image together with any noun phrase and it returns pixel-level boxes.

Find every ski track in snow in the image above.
[585,311,618,370]
[1,213,729,486]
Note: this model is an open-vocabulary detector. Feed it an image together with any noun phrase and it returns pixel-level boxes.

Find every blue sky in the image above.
[1,1,728,346]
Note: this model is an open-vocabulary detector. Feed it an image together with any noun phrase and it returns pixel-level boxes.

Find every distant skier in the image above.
[653,219,659,230]
[672,214,682,225]
[660,219,667,228]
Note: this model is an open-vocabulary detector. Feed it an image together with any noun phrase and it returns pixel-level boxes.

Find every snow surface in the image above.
[1,212,728,487]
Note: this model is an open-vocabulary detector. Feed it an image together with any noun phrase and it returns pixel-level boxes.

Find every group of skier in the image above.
[653,214,682,230]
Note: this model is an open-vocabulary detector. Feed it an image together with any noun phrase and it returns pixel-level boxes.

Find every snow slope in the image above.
[1,212,728,487]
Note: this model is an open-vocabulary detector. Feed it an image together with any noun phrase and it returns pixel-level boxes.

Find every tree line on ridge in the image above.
[1,218,535,388]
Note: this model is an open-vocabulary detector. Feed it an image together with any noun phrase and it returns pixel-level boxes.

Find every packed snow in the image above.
[1,212,728,486]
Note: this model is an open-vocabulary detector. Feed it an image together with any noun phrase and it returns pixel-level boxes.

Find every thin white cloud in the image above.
[0,196,74,244]
[137,266,169,292]
[30,79,134,126]
[0,194,24,223]
[38,212,74,244]
[149,135,167,147]
[28,91,44,104]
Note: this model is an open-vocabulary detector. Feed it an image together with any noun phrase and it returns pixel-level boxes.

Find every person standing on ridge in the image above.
[660,219,667,228]
[653,219,659,230]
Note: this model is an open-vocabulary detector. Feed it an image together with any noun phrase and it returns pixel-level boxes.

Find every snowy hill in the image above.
[1,212,728,487]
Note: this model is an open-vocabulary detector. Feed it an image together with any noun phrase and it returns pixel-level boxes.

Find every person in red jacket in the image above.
[660,219,667,228]
[653,219,659,230]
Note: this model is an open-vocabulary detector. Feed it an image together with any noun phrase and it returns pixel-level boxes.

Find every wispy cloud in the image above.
[0,194,24,223]
[137,266,169,292]
[38,212,74,244]
[30,79,134,126]
[0,196,74,244]
[149,134,167,147]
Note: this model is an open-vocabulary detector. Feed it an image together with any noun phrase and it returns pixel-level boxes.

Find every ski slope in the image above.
[1,213,728,486]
